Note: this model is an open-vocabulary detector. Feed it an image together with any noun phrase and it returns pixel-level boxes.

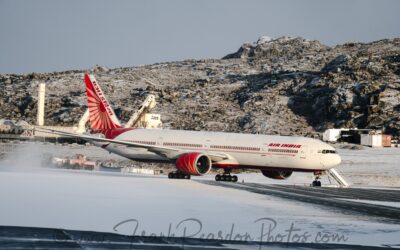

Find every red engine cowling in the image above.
[176,153,212,176]
[261,170,293,180]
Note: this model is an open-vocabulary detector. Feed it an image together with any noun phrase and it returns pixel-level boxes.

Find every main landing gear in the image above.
[311,171,322,187]
[168,172,191,179]
[215,170,238,182]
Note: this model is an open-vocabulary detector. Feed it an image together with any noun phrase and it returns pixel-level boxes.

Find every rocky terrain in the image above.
[1,36,400,138]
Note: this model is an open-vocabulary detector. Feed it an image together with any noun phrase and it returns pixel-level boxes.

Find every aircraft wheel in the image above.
[232,175,238,183]
[168,172,174,179]
[221,175,227,182]
[184,174,191,180]
[312,180,322,187]
[226,175,232,182]
[215,174,221,181]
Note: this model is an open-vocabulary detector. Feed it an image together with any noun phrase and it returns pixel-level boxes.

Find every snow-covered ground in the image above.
[337,146,400,187]
[0,142,399,247]
[0,169,399,247]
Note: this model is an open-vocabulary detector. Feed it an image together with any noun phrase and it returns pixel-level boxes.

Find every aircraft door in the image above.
[300,146,307,159]
[205,139,211,150]
[157,137,163,146]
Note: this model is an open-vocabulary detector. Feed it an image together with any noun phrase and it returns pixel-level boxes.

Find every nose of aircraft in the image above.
[321,141,342,168]
[322,154,341,169]
[333,154,342,166]
[319,145,342,169]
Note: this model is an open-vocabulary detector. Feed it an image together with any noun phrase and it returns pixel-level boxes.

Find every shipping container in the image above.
[381,135,392,147]
[360,134,382,147]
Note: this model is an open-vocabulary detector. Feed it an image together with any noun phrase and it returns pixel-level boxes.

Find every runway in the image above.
[200,181,400,223]
[0,225,392,249]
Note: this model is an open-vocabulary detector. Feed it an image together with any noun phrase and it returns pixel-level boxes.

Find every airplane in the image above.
[38,73,343,187]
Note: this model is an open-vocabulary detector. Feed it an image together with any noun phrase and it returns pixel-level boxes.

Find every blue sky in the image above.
[0,0,399,73]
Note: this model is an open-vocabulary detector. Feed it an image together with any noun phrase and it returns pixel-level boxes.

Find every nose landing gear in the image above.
[312,171,322,187]
[312,178,322,187]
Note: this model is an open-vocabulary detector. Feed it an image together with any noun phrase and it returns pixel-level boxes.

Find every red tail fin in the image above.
[84,73,121,130]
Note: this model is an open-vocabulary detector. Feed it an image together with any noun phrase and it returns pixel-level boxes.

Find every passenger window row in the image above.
[268,148,299,154]
[210,145,260,151]
[132,140,156,145]
[164,142,202,148]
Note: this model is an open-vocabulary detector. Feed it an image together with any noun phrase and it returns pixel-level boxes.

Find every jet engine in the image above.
[175,153,212,176]
[261,170,293,180]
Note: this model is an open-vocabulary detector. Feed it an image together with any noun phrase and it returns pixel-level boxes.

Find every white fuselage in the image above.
[101,129,341,172]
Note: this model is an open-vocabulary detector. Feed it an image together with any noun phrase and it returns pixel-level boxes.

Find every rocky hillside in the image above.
[1,36,400,138]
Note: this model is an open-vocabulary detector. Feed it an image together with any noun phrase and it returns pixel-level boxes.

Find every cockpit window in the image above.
[321,149,336,154]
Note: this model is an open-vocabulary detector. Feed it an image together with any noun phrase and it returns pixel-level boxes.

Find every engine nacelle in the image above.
[261,170,293,180]
[176,153,212,176]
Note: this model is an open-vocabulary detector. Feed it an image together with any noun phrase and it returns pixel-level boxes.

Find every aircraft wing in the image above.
[34,128,229,162]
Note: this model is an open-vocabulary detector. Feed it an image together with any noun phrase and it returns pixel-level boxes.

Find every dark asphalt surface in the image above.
[200,180,400,224]
[0,226,394,249]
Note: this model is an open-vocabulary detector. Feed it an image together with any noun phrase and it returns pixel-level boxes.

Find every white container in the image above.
[322,129,342,142]
[360,134,382,147]
[141,114,162,128]
[126,167,156,175]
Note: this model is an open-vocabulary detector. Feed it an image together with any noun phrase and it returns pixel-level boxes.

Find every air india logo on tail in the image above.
[84,74,121,130]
